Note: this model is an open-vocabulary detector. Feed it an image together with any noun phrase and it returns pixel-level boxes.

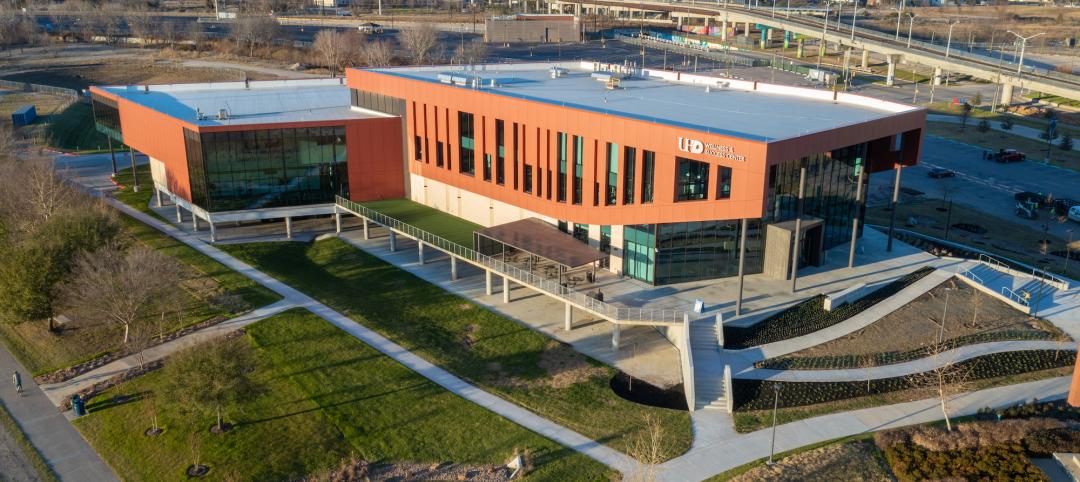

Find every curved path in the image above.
[735,340,1076,382]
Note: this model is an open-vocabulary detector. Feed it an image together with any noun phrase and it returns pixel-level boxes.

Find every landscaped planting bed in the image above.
[755,279,1068,370]
[884,443,1044,482]
[735,350,1074,412]
[724,267,935,349]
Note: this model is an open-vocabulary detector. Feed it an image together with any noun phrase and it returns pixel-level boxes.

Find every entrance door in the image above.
[799,224,824,268]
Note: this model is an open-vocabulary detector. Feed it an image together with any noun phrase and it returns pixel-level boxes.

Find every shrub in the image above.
[735,350,1073,411]
[1025,428,1080,456]
[885,443,1045,482]
[725,267,934,349]
[980,399,1080,422]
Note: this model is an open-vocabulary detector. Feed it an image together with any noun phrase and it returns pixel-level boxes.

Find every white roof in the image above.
[99,78,383,127]
[366,61,920,142]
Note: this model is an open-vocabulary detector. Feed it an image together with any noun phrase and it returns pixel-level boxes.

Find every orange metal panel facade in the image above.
[347,69,925,226]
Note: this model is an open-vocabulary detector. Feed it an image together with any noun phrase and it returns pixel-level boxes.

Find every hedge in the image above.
[724,266,935,349]
[885,443,1045,482]
[734,349,1074,411]
[756,330,1063,370]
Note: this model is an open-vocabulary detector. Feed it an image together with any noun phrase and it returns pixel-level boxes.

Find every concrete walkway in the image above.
[737,340,1076,382]
[97,196,640,476]
[657,376,1070,482]
[0,346,116,482]
[39,299,297,407]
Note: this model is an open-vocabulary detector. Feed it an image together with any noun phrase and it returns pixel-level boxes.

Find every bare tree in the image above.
[231,15,277,57]
[627,413,667,482]
[0,155,78,232]
[358,39,394,67]
[905,343,976,432]
[454,38,487,65]
[312,29,348,77]
[61,244,182,345]
[400,24,439,65]
[127,14,155,46]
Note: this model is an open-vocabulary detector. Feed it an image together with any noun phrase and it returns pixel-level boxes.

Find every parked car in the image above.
[1014,191,1046,209]
[994,148,1026,163]
[927,167,955,178]
[1016,202,1039,220]
[1070,205,1080,224]
[358,22,384,34]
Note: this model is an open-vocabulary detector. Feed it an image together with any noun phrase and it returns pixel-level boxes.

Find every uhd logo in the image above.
[677,137,704,154]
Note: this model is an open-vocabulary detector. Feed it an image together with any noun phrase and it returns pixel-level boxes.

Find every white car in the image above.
[1070,205,1080,224]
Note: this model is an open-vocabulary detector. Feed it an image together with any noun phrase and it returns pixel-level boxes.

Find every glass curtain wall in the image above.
[641,150,655,203]
[557,132,567,202]
[605,143,618,205]
[675,157,710,201]
[766,142,867,250]
[623,224,655,284]
[91,94,122,141]
[622,220,765,285]
[458,111,475,175]
[572,135,583,205]
[185,126,349,212]
[623,146,636,204]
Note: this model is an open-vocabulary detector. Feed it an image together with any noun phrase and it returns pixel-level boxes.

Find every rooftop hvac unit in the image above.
[217,109,228,120]
[550,67,567,79]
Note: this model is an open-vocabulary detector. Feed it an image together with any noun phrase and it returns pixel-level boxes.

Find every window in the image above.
[623,224,655,284]
[599,225,611,268]
[558,220,568,233]
[717,165,732,199]
[413,135,423,161]
[436,140,444,167]
[641,150,655,203]
[557,132,567,202]
[573,223,589,243]
[676,157,710,201]
[623,146,636,204]
[483,154,492,181]
[605,143,618,206]
[458,111,475,175]
[572,135,583,205]
[495,119,505,185]
[523,165,533,193]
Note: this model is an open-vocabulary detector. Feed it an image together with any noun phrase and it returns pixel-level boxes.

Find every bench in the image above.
[824,282,867,312]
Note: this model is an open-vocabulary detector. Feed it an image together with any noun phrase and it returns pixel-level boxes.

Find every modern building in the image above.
[91,61,924,285]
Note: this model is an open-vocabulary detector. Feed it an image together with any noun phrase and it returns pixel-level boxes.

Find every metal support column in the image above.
[564,303,573,331]
[192,213,200,231]
[155,188,163,208]
[848,165,866,268]
[209,222,217,242]
[106,136,118,177]
[128,146,140,192]
[334,210,341,234]
[175,203,182,223]
[790,164,807,294]
[887,163,903,252]
[736,218,749,316]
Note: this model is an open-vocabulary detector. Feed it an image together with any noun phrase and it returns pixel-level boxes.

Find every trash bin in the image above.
[71,395,86,417]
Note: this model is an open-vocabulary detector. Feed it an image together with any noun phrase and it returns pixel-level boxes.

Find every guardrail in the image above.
[978,253,1070,291]
[1001,286,1031,308]
[336,196,688,325]
[0,79,80,99]
[960,268,983,286]
[680,315,696,411]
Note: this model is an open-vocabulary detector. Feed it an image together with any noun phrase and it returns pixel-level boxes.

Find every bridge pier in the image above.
[285,216,293,239]
[796,38,803,58]
[564,303,573,331]
[485,269,493,296]
[362,218,370,240]
[334,207,342,234]
[721,19,728,41]
[1001,82,1015,107]
[743,22,751,38]
[175,203,182,223]
[861,49,870,69]
[209,222,217,242]
[933,66,943,86]
[192,213,200,232]
[783,30,791,49]
[885,54,901,87]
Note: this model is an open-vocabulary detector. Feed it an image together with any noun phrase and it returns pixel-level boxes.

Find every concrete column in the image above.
[861,49,870,69]
[209,222,217,243]
[612,324,621,350]
[450,257,458,281]
[783,30,791,49]
[155,188,163,208]
[676,15,683,28]
[485,270,493,296]
[1001,82,1015,107]
[363,219,370,240]
[885,56,898,87]
[744,22,751,37]
[192,213,200,232]
[418,242,425,264]
[933,66,943,86]
[285,216,293,240]
[502,276,510,304]
[721,19,728,41]
[564,303,573,331]
[175,203,182,223]
[334,211,342,234]
[796,38,804,58]
[388,231,396,252]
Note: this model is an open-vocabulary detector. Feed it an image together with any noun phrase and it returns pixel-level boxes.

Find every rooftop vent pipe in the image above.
[143,85,149,94]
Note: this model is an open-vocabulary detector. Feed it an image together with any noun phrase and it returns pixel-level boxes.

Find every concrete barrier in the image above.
[824,282,867,312]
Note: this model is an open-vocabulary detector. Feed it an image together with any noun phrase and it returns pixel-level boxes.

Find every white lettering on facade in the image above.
[677,137,746,161]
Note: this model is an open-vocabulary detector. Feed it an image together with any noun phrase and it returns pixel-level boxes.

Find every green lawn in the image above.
[219,238,693,461]
[926,121,1080,173]
[360,198,482,247]
[45,102,109,152]
[75,309,612,480]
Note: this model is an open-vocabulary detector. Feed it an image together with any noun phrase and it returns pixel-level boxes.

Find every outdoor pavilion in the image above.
[474,218,607,289]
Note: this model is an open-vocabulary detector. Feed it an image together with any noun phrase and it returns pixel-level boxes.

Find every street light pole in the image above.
[850,4,857,42]
[939,287,951,343]
[1007,30,1046,78]
[1065,229,1074,277]
[945,21,960,87]
[906,13,917,49]
[767,383,782,466]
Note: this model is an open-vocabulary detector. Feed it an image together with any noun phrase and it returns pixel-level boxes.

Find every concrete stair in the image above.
[690,319,730,411]
[960,262,1058,313]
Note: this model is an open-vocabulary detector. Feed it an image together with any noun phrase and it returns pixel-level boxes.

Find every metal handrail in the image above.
[961,269,984,285]
[1000,286,1030,307]
[979,253,1069,290]
[336,196,688,324]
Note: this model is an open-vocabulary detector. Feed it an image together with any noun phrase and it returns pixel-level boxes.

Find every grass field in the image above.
[75,309,613,481]
[865,199,1080,281]
[45,102,110,152]
[360,198,482,247]
[926,121,1080,173]
[219,238,693,461]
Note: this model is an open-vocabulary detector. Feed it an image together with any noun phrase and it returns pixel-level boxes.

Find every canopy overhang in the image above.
[474,218,606,269]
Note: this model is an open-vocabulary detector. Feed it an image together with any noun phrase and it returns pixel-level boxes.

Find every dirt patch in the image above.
[778,279,1067,361]
[1,60,278,91]
[487,340,607,389]
[461,324,479,350]
[310,458,512,482]
[730,440,892,482]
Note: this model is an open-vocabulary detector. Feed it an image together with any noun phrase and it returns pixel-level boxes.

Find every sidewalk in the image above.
[39,300,297,407]
[0,346,116,482]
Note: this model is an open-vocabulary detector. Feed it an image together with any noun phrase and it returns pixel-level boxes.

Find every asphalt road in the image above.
[869,135,1080,240]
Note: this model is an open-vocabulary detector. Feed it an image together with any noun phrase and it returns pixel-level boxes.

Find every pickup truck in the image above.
[993,149,1026,163]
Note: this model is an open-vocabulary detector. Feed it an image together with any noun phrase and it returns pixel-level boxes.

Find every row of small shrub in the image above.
[977,399,1080,423]
[884,443,1045,482]
[733,349,1074,411]
[874,418,1064,452]
[755,330,1062,370]
[724,266,936,349]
